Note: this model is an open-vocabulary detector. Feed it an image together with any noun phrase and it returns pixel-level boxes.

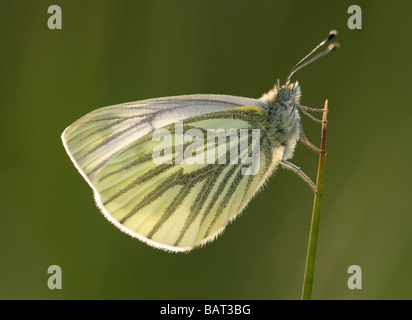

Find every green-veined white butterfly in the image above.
[62,31,338,252]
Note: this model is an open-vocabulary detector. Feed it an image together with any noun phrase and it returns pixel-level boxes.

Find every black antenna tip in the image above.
[328,42,340,51]
[328,30,338,40]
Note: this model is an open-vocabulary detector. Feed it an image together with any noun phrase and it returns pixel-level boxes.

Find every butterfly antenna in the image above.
[285,30,339,83]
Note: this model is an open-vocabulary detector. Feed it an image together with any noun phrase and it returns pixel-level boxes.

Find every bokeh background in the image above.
[1,0,411,300]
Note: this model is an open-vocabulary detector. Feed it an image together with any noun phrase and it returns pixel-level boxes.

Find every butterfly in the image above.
[62,31,338,252]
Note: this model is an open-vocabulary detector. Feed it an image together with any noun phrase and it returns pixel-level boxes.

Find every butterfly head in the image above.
[259,80,301,109]
[277,81,301,108]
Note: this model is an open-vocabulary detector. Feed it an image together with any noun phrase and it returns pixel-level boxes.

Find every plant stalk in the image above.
[301,99,328,300]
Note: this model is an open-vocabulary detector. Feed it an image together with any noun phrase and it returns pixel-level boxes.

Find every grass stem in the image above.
[301,99,328,300]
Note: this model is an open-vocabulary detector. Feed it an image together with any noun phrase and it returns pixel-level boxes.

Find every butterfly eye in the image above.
[279,88,291,102]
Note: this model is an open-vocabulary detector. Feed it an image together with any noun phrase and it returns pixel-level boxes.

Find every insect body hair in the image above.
[259,80,301,160]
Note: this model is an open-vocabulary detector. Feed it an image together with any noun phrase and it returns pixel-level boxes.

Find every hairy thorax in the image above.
[260,81,301,160]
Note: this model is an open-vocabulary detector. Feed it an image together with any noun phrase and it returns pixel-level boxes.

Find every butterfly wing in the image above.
[62,95,277,252]
[62,95,267,184]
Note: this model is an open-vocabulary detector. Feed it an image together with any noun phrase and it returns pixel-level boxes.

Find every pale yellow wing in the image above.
[62,97,279,252]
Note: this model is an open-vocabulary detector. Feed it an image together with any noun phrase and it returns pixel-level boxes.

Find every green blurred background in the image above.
[1,0,411,300]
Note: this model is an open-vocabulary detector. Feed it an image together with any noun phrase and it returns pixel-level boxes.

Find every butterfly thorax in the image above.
[259,81,301,159]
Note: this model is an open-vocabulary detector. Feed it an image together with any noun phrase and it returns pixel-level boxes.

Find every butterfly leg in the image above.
[299,105,326,112]
[297,119,326,155]
[296,103,327,124]
[280,152,321,195]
